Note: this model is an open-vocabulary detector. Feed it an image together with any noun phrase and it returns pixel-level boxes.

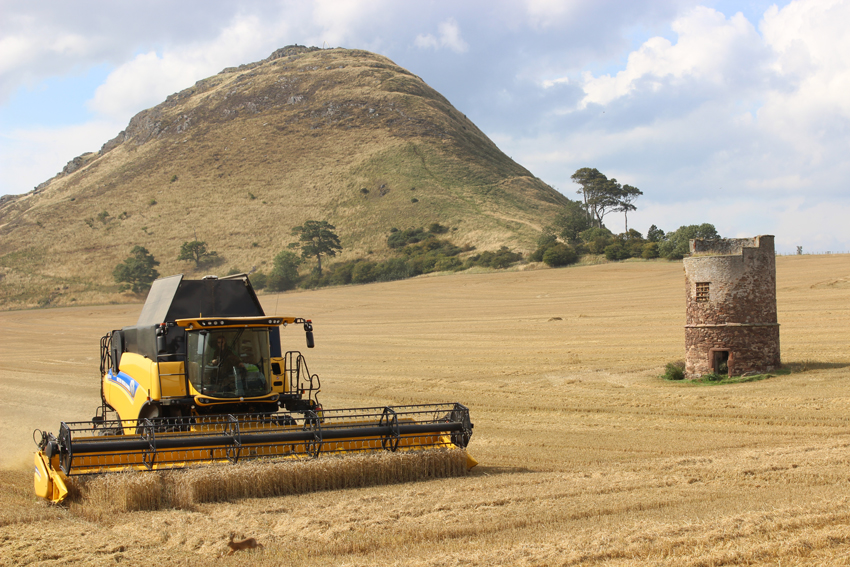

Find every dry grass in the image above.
[1,256,850,565]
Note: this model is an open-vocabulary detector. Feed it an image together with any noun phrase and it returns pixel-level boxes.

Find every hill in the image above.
[0,45,569,309]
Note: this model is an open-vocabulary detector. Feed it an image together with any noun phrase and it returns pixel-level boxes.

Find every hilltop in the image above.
[0,46,569,309]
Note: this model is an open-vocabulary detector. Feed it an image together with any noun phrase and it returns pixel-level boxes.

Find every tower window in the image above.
[695,282,710,303]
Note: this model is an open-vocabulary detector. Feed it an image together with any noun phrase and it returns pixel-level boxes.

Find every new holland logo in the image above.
[109,370,140,400]
[34,465,42,480]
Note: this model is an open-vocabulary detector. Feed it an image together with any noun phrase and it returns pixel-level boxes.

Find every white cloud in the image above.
[524,0,576,27]
[88,14,280,121]
[628,197,850,254]
[0,120,124,194]
[0,29,104,100]
[757,0,850,162]
[310,0,390,47]
[541,77,570,89]
[579,7,765,108]
[415,19,469,53]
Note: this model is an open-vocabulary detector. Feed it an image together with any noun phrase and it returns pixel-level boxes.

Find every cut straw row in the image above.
[69,448,469,514]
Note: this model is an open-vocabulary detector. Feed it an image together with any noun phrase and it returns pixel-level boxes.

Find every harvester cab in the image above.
[34,274,475,503]
[97,274,322,427]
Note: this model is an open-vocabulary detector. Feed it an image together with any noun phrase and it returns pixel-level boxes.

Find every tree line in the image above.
[534,167,718,263]
[112,167,719,294]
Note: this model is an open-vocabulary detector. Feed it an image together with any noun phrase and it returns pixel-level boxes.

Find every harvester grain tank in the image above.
[34,274,474,503]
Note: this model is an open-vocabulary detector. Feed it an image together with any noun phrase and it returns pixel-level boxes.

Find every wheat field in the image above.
[1,255,849,566]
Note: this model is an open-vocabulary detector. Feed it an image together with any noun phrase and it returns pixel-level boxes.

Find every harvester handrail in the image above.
[284,351,320,397]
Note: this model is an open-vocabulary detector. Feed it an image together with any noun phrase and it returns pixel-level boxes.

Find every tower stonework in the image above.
[683,235,780,379]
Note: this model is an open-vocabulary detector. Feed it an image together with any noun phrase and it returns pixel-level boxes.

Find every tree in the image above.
[646,225,665,242]
[113,246,160,294]
[549,200,591,244]
[267,251,302,292]
[571,167,602,224]
[571,168,624,228]
[579,226,615,254]
[658,224,719,260]
[615,184,643,233]
[177,240,218,267]
[289,221,342,275]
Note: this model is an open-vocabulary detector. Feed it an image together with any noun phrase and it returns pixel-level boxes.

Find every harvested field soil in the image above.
[1,255,850,566]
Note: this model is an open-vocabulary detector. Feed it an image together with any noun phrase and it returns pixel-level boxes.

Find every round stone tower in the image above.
[683,235,780,379]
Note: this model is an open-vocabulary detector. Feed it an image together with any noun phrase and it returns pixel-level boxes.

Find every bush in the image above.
[351,261,377,284]
[464,246,523,270]
[374,258,413,281]
[662,361,685,380]
[387,228,429,248]
[434,256,463,271]
[603,242,630,261]
[542,244,578,267]
[530,234,557,262]
[428,223,449,234]
[267,251,302,292]
[641,242,660,259]
[250,273,267,290]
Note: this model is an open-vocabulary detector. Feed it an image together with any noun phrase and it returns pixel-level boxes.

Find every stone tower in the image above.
[683,235,780,379]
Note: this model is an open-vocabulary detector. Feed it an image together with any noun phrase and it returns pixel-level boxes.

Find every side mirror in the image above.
[156,325,167,355]
[111,331,124,374]
[304,321,315,349]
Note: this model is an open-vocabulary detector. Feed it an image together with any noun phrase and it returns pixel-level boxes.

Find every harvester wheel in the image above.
[448,404,473,449]
[58,423,73,474]
[379,407,400,452]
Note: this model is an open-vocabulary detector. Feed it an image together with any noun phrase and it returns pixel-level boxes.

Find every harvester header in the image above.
[34,274,474,503]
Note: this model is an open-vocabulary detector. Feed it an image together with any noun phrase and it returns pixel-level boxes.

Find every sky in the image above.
[1,0,848,254]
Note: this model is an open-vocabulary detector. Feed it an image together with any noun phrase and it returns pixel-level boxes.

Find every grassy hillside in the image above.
[0,46,569,309]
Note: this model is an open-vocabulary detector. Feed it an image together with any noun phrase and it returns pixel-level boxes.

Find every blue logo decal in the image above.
[108,369,140,398]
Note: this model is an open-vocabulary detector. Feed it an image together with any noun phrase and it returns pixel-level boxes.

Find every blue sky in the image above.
[2,0,848,254]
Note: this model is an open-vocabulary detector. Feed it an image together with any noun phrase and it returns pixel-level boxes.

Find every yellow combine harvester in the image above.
[34,274,475,503]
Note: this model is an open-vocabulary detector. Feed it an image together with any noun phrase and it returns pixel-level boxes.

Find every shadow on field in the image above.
[785,360,850,372]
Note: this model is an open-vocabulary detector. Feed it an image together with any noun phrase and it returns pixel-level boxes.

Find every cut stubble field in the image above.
[1,255,849,566]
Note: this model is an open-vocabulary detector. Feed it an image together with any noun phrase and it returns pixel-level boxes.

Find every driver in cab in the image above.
[207,335,244,391]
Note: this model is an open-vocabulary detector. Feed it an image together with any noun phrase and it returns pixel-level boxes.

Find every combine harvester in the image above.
[34,274,474,503]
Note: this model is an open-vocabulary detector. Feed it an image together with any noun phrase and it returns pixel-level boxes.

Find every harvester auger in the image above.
[34,274,475,503]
